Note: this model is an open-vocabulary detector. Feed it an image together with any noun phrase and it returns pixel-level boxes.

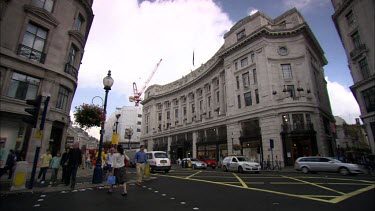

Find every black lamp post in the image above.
[115,114,121,133]
[92,70,114,184]
[125,128,134,149]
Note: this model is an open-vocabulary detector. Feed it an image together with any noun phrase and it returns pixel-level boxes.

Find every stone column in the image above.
[219,71,225,115]
[192,131,197,158]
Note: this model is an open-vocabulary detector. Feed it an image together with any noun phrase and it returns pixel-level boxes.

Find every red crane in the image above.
[129,59,162,106]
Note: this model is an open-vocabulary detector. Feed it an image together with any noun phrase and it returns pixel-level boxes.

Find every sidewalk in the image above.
[0,165,154,194]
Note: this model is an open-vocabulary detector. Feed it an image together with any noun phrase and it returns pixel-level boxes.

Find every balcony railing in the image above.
[17,44,46,63]
[64,63,78,79]
[350,44,367,59]
[281,123,314,133]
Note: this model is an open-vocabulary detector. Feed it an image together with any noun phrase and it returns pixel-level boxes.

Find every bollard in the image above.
[188,160,192,168]
[144,164,150,177]
[11,161,28,191]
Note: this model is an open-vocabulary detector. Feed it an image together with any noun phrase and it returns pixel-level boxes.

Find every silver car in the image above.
[182,158,207,169]
[294,156,363,176]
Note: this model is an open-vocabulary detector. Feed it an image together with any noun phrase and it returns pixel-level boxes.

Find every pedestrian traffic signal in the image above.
[23,95,42,128]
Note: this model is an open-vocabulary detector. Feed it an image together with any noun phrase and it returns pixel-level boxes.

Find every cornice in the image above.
[24,4,59,27]
[68,30,86,47]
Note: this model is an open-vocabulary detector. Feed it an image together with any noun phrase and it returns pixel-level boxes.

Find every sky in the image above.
[71,0,360,139]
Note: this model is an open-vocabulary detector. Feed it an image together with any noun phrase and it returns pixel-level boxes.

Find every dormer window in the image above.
[237,29,246,40]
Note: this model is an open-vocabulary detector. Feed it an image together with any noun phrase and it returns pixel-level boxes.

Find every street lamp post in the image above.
[125,128,134,149]
[115,114,121,133]
[92,70,114,184]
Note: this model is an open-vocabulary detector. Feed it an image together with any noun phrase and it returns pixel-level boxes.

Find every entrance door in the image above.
[291,139,312,161]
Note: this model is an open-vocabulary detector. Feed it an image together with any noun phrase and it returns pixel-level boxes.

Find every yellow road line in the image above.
[301,195,337,198]
[224,181,264,184]
[293,176,375,184]
[329,185,375,203]
[282,176,345,195]
[270,182,370,185]
[233,173,248,188]
[157,174,330,203]
[186,171,202,179]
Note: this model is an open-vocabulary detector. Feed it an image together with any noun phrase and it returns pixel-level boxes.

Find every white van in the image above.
[146,151,171,173]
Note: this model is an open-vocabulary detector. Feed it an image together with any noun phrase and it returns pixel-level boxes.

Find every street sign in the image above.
[112,134,119,145]
[35,130,42,140]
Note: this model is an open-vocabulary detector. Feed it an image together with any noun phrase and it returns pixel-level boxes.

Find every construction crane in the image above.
[129,59,162,106]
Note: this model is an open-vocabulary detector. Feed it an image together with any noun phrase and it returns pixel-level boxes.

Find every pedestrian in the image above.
[86,154,91,169]
[0,142,6,178]
[67,142,82,189]
[1,149,17,179]
[49,152,61,185]
[81,152,85,169]
[37,149,52,184]
[61,147,70,184]
[177,158,181,166]
[108,145,128,196]
[134,145,147,186]
[104,148,115,176]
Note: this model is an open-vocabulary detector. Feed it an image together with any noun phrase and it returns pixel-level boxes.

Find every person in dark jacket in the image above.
[68,142,82,189]
[61,147,70,184]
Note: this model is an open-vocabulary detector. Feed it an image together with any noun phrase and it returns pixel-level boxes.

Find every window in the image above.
[174,99,179,105]
[183,107,187,116]
[208,96,211,108]
[31,0,54,13]
[362,86,375,113]
[137,121,142,125]
[7,72,40,100]
[137,128,141,132]
[19,23,47,63]
[236,76,240,89]
[146,115,149,124]
[345,10,356,26]
[175,109,179,120]
[237,95,241,109]
[74,14,84,31]
[244,92,252,106]
[359,58,370,79]
[237,29,245,40]
[68,45,77,66]
[240,57,248,68]
[183,96,187,103]
[234,62,238,70]
[199,100,203,110]
[216,91,220,103]
[157,104,162,109]
[242,72,250,88]
[250,52,254,63]
[207,84,211,92]
[56,86,69,110]
[166,111,170,120]
[287,85,295,97]
[191,93,195,100]
[166,102,170,108]
[281,64,292,79]
[351,31,361,49]
[158,113,162,121]
[255,89,259,104]
[192,104,195,113]
[253,69,257,84]
[138,114,142,118]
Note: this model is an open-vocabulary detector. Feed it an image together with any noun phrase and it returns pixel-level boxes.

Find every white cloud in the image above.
[282,0,330,12]
[326,77,361,124]
[78,0,232,101]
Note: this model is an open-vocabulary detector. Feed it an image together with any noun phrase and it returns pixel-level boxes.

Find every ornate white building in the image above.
[331,0,375,153]
[141,8,336,166]
[0,0,94,159]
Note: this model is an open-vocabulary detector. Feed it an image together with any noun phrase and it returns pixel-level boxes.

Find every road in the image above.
[1,167,374,211]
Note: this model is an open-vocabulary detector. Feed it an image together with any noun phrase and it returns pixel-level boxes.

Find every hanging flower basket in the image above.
[73,103,105,129]
[233,144,241,151]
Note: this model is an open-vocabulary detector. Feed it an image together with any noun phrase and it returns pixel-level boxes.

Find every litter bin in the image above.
[11,161,28,191]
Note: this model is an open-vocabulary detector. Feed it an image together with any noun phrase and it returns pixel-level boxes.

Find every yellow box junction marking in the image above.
[185,171,202,179]
[282,175,345,195]
[233,173,248,188]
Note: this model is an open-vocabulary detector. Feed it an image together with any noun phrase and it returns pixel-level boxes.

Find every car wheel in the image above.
[238,166,244,173]
[223,166,228,172]
[339,167,349,176]
[150,167,154,173]
[164,169,169,173]
[301,166,309,174]
[212,166,216,169]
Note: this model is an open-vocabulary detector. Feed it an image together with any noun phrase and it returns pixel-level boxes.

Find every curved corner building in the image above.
[141,8,336,167]
[0,0,94,161]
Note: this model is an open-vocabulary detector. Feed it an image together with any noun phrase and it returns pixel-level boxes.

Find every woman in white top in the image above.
[109,145,128,196]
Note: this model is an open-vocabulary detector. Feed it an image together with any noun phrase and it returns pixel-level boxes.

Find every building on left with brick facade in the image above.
[0,0,94,162]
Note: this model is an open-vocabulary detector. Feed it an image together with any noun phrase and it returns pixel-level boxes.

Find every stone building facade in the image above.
[331,0,375,153]
[141,8,336,166]
[0,0,94,160]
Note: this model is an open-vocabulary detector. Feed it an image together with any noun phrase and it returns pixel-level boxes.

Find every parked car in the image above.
[201,157,217,169]
[294,156,363,176]
[146,151,171,173]
[182,158,207,169]
[222,156,261,173]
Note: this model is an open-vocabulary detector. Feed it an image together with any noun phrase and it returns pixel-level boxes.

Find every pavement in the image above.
[0,164,155,195]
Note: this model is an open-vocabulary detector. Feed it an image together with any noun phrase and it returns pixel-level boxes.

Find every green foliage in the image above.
[73,103,105,129]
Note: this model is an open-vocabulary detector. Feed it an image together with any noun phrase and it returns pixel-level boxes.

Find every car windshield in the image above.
[237,157,250,161]
[154,153,168,158]
[190,158,199,161]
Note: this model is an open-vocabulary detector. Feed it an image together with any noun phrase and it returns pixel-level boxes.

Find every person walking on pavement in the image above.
[104,148,115,177]
[1,149,17,179]
[86,154,91,169]
[134,145,147,186]
[37,149,52,184]
[67,142,82,189]
[108,145,129,196]
[61,147,70,184]
[49,152,61,185]
[0,142,6,178]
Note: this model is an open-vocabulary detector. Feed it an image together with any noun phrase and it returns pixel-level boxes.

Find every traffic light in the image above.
[256,145,261,154]
[270,139,274,149]
[23,95,42,128]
